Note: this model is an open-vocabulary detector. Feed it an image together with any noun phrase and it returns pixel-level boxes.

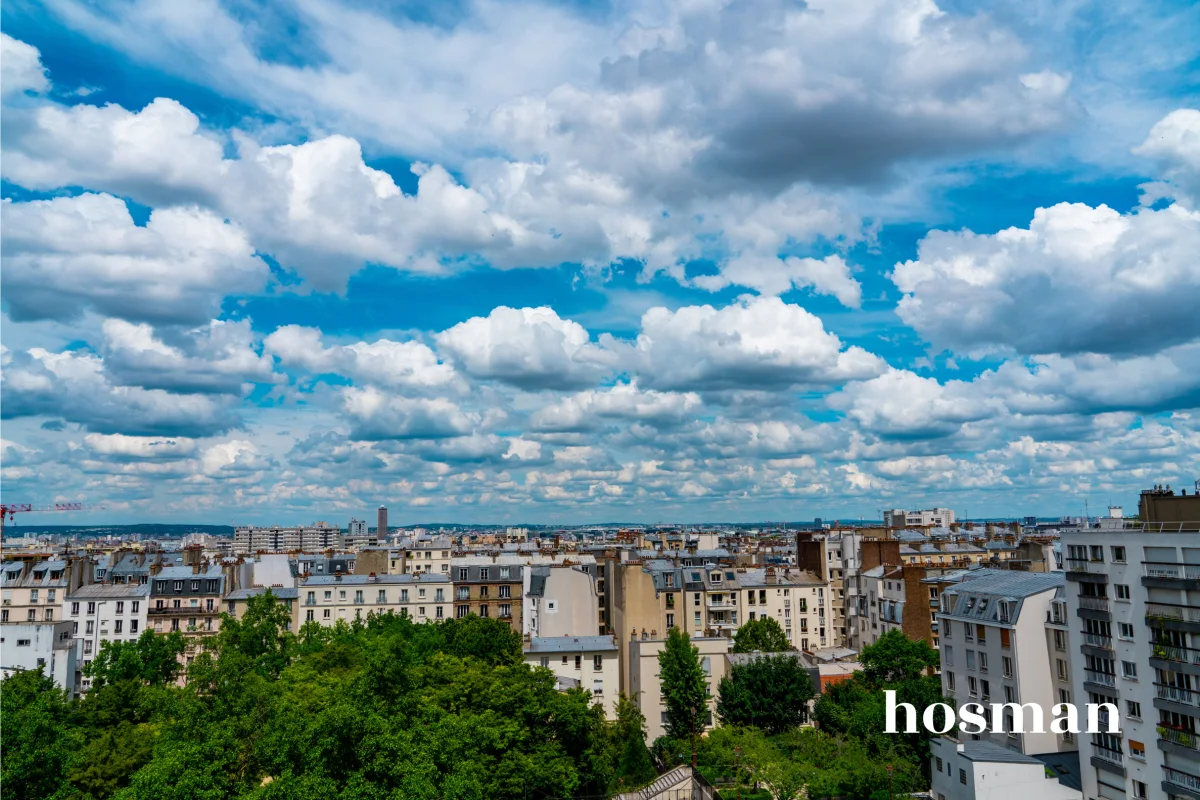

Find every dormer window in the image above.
[710,573,722,585]
[978,599,988,615]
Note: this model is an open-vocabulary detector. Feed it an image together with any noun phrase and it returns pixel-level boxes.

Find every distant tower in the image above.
[377,505,388,537]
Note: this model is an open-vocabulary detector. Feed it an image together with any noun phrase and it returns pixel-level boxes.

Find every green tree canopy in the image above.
[717,653,814,734]
[85,629,187,689]
[731,617,791,653]
[657,627,709,741]
[613,693,658,790]
[857,629,939,686]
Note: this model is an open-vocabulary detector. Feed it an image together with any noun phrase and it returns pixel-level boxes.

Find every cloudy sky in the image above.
[2,0,1198,526]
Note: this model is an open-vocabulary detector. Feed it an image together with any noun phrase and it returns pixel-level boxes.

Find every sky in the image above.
[1,0,1199,527]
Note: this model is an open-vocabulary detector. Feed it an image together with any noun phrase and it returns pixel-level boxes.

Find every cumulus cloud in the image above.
[0,193,270,324]
[1,33,49,98]
[265,325,459,390]
[830,369,996,439]
[341,388,476,440]
[692,254,862,308]
[101,318,279,394]
[892,200,1200,356]
[435,306,617,390]
[84,433,198,460]
[1,346,240,437]
[529,382,702,432]
[1134,108,1200,207]
[631,296,886,390]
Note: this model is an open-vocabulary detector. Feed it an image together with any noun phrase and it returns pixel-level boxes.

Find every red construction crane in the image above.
[0,502,105,538]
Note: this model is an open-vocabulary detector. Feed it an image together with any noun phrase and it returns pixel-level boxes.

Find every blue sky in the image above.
[2,0,1198,525]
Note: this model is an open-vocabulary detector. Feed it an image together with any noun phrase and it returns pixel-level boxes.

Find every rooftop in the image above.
[525,635,619,653]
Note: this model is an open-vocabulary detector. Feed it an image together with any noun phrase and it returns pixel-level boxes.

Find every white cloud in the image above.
[102,318,279,394]
[892,200,1200,356]
[1,34,49,97]
[84,433,197,459]
[529,382,702,432]
[1,193,270,324]
[435,306,617,390]
[341,388,476,440]
[830,368,996,438]
[631,295,885,390]
[692,254,862,308]
[1134,108,1200,207]
[264,325,459,390]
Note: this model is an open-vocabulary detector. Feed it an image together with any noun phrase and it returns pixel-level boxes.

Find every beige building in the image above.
[524,634,621,719]
[628,633,731,742]
[733,567,826,650]
[400,537,454,575]
[299,573,451,626]
[1,557,91,625]
[525,565,600,638]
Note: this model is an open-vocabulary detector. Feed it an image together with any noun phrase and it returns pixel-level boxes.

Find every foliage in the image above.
[657,627,709,741]
[730,617,791,654]
[813,630,944,781]
[716,654,814,734]
[1,608,648,800]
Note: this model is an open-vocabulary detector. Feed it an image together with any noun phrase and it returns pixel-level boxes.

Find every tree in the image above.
[613,693,658,789]
[731,617,791,653]
[213,588,295,678]
[0,667,78,800]
[85,629,187,689]
[717,653,814,734]
[658,627,709,742]
[857,629,938,686]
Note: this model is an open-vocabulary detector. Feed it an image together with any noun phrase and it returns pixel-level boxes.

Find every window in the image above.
[1003,685,1016,703]
[964,622,973,641]
[435,606,444,619]
[966,650,976,670]
[115,601,124,614]
[1121,661,1137,679]
[498,585,511,599]
[978,652,988,673]
[999,628,1011,648]
[946,672,955,691]
[16,639,31,647]
[593,679,603,695]
[1126,701,1141,719]
[975,625,986,643]
[1089,545,1104,562]
[87,601,96,615]
[1129,741,1145,760]
[666,613,675,628]
[959,768,966,785]
[944,646,953,666]
[1111,546,1126,563]
[1132,779,1146,798]
[594,654,603,671]
[86,620,94,635]
[71,602,80,616]
[1056,659,1068,680]
[1115,583,1131,600]
[575,655,582,669]
[980,679,990,700]
[1118,622,1134,639]
[935,757,943,773]
[480,568,490,580]
[1002,656,1013,678]
[499,567,511,579]
[130,620,138,633]
[968,676,978,696]
[500,604,512,618]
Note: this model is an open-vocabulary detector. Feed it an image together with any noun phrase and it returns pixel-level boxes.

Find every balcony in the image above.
[1156,683,1200,709]
[707,598,735,608]
[1147,602,1200,626]
[1083,632,1113,649]
[1144,562,1200,580]
[1159,725,1200,752]
[1091,744,1123,765]
[1066,558,1105,574]
[1151,642,1200,666]
[1079,597,1110,612]
[1084,669,1116,688]
[1164,766,1200,794]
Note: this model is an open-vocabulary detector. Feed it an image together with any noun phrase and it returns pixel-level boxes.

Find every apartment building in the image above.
[299,573,450,626]
[628,632,731,742]
[1061,505,1200,800]
[938,570,1075,757]
[147,565,227,659]
[610,559,683,693]
[734,567,826,650]
[929,738,1081,800]
[885,508,957,529]
[233,523,343,554]
[1,557,90,624]
[0,620,77,697]
[525,565,600,638]
[66,583,150,687]
[402,537,454,575]
[451,562,523,629]
[524,634,620,718]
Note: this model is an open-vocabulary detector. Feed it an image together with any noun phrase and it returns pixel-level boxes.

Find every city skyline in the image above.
[2,0,1199,525]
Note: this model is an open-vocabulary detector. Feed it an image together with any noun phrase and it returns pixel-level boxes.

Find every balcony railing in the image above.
[1084,669,1116,687]
[1151,642,1200,665]
[1083,632,1113,649]
[1147,602,1200,624]
[1066,558,1104,574]
[1144,562,1200,580]
[1164,766,1200,793]
[1156,683,1200,708]
[1159,725,1200,751]
[1079,597,1110,612]
[1091,744,1123,765]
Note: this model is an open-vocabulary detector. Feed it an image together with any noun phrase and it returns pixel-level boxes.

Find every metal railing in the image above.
[1092,744,1122,765]
[1151,642,1200,665]
[1156,683,1200,708]
[1164,766,1200,792]
[1147,602,1200,624]
[1144,562,1200,580]
[1083,632,1113,648]
[1079,597,1110,612]
[1159,726,1200,751]
[1084,669,1116,687]
[1066,558,1104,573]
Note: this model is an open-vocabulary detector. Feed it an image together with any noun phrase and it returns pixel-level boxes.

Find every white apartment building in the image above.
[65,583,150,689]
[628,633,731,742]
[859,564,906,648]
[402,537,454,575]
[524,635,620,719]
[299,573,452,626]
[0,620,78,697]
[929,738,1081,800]
[938,570,1075,757]
[525,565,600,638]
[886,508,956,529]
[734,568,827,651]
[1061,523,1200,800]
[233,523,342,553]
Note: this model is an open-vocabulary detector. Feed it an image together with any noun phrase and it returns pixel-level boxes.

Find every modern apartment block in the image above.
[938,570,1076,757]
[885,508,957,529]
[1061,499,1200,800]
